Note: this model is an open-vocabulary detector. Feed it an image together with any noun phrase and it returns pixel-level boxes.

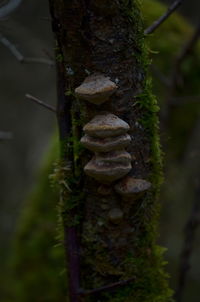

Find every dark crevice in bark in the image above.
[49,2,81,301]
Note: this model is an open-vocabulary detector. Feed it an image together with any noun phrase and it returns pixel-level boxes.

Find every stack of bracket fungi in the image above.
[81,113,132,183]
[75,73,151,195]
[75,74,132,184]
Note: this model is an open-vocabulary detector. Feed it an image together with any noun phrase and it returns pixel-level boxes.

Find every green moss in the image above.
[9,137,67,302]
[56,53,64,62]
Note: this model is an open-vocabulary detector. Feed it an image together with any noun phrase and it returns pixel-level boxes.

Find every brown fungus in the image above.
[95,150,131,165]
[81,133,131,153]
[83,113,130,138]
[84,156,132,183]
[114,176,151,199]
[75,74,117,105]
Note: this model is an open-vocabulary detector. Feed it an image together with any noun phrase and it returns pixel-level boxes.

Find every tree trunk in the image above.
[48,1,172,301]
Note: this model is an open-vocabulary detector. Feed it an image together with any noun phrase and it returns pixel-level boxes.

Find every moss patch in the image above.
[9,138,67,302]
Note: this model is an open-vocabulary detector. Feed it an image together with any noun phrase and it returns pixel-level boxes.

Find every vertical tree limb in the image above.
[161,22,200,123]
[175,184,200,302]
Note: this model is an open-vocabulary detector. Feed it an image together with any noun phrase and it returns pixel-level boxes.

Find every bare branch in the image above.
[174,22,200,68]
[0,33,55,66]
[78,277,135,297]
[144,0,184,35]
[0,0,22,19]
[168,22,200,100]
[0,131,12,140]
[25,94,57,113]
[160,23,200,124]
[23,57,55,66]
[0,33,23,60]
[175,184,200,302]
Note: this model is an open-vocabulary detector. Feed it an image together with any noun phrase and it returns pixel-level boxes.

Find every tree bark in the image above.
[48,1,172,301]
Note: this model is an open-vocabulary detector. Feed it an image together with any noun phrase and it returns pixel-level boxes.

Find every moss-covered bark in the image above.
[48,0,172,301]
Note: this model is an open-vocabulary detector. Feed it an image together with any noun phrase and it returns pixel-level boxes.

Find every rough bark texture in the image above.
[48,0,172,301]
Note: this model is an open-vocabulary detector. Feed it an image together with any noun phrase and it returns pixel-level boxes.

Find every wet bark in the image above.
[48,1,171,302]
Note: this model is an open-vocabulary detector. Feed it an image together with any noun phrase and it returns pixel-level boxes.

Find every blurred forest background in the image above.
[0,0,200,301]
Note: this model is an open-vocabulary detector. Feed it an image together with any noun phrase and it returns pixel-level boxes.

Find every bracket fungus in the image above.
[83,113,130,138]
[114,176,151,199]
[75,74,117,105]
[95,150,131,165]
[81,112,132,183]
[84,157,132,183]
[81,133,131,152]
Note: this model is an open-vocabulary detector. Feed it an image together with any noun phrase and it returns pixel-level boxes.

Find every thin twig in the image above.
[0,33,23,60]
[42,48,54,61]
[174,22,200,70]
[161,23,200,124]
[78,277,135,297]
[169,22,200,100]
[25,94,57,113]
[175,184,200,302]
[0,33,55,66]
[23,57,55,66]
[0,131,12,140]
[144,0,184,35]
[0,0,22,19]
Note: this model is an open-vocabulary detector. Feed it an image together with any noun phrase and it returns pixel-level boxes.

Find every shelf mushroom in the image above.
[75,74,118,105]
[114,176,151,199]
[83,113,130,137]
[84,156,132,183]
[81,133,131,152]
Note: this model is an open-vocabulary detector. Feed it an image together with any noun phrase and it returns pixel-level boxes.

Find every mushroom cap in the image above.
[83,113,130,138]
[115,176,151,199]
[84,157,132,183]
[95,150,131,165]
[81,133,131,152]
[75,74,117,105]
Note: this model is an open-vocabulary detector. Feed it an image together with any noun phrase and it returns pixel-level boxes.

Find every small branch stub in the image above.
[75,74,118,105]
